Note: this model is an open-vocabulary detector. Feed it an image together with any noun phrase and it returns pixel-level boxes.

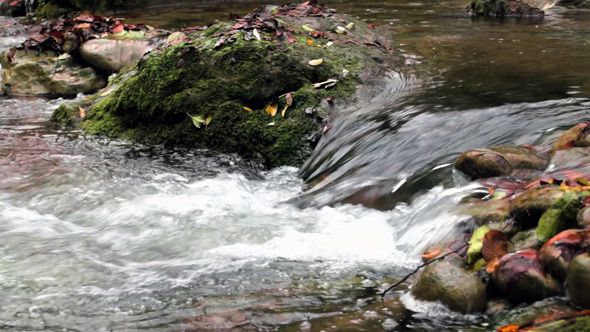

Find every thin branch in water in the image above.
[380,242,469,300]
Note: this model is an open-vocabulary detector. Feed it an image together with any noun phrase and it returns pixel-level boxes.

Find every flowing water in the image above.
[2,1,590,331]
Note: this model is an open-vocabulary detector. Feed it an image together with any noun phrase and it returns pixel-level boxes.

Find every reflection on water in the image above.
[2,0,590,330]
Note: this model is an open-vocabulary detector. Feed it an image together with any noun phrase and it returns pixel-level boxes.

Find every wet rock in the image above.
[539,229,590,281]
[510,228,542,252]
[455,198,510,224]
[567,253,590,308]
[577,207,590,228]
[0,0,26,16]
[554,122,590,151]
[454,146,548,181]
[411,254,486,313]
[467,0,545,17]
[548,147,590,173]
[492,249,562,303]
[79,38,157,73]
[536,190,580,243]
[509,186,564,229]
[0,50,106,97]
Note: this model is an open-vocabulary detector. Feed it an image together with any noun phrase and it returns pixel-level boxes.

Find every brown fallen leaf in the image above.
[78,107,86,118]
[482,229,508,261]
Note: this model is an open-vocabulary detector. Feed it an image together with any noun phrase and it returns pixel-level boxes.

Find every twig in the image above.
[380,242,469,300]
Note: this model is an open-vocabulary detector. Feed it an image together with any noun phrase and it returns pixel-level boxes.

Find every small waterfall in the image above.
[24,0,35,14]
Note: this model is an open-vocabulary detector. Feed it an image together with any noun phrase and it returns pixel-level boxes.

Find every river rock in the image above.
[539,229,590,281]
[79,37,159,73]
[536,190,580,243]
[411,254,486,313]
[0,0,26,16]
[0,50,106,97]
[547,147,590,175]
[455,198,510,224]
[553,122,590,151]
[492,249,562,303]
[467,0,545,16]
[454,146,548,181]
[577,207,590,228]
[510,228,542,251]
[567,253,590,308]
[509,186,564,229]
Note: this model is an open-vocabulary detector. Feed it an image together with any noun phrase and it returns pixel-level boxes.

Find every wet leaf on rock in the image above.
[308,58,323,66]
[78,107,86,118]
[243,106,253,112]
[253,28,261,41]
[281,105,288,118]
[482,230,508,261]
[467,225,491,264]
[205,117,212,127]
[187,113,205,128]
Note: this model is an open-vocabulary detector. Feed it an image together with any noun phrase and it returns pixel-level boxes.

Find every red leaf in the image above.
[284,32,296,43]
[326,97,336,103]
[366,24,375,29]
[111,24,124,34]
[286,93,293,106]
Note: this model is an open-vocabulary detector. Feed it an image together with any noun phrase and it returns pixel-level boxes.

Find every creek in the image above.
[1,0,590,330]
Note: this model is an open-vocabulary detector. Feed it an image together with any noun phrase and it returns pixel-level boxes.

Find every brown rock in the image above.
[411,254,486,313]
[509,186,564,229]
[455,146,548,180]
[567,253,590,308]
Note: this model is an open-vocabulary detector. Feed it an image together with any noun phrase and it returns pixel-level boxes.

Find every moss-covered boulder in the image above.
[52,4,404,167]
[411,254,486,313]
[454,145,548,181]
[536,190,580,243]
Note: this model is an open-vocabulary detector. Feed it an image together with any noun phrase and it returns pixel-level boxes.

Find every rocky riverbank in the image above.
[409,122,590,329]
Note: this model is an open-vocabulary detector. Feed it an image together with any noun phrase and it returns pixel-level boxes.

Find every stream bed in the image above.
[1,1,590,331]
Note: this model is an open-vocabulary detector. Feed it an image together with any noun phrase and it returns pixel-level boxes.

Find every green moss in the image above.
[35,3,68,19]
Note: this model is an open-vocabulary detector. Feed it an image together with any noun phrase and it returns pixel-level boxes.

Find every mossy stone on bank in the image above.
[60,10,402,168]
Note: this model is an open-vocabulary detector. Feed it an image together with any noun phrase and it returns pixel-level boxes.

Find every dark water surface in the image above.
[1,1,590,331]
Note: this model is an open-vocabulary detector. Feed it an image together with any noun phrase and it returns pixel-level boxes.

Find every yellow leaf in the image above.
[281,105,288,117]
[267,122,275,126]
[205,117,212,127]
[266,103,278,116]
[100,88,114,96]
[307,39,314,45]
[308,59,323,66]
[325,41,333,47]
[243,106,253,112]
[345,22,354,29]
[302,24,314,32]
[78,107,86,118]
